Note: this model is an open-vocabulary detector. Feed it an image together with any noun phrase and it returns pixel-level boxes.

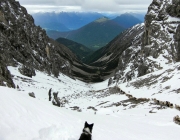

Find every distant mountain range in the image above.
[32,12,104,31]
[130,13,145,22]
[48,17,125,50]
[56,38,93,62]
[113,13,142,28]
[33,12,144,51]
[38,22,70,32]
[32,12,145,32]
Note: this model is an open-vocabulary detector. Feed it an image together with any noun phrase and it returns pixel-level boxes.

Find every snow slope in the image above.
[0,65,180,140]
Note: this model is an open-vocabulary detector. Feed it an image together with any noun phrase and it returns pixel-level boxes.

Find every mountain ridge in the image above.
[113,13,143,28]
[32,12,104,31]
[47,18,125,50]
[108,0,180,83]
[56,37,94,62]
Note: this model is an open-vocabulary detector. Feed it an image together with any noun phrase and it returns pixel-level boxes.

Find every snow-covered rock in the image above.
[112,0,180,83]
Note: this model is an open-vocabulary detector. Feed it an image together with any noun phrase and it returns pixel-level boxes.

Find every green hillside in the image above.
[47,17,125,50]
[56,38,94,62]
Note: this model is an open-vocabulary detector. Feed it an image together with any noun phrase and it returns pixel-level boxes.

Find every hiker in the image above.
[48,88,52,101]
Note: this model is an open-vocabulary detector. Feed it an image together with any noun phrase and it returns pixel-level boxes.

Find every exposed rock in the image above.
[113,0,180,83]
[138,64,148,77]
[0,0,105,83]
[108,77,113,86]
[95,0,180,83]
[18,65,36,78]
[52,92,60,107]
[142,0,180,64]
[178,66,180,70]
[175,24,180,61]
[0,0,75,78]
[173,115,180,125]
[0,57,15,88]
[29,92,35,98]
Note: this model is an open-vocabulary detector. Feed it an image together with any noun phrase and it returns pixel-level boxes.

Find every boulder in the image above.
[29,92,35,98]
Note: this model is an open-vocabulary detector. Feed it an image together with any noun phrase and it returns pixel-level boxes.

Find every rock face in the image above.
[18,65,36,78]
[91,0,180,83]
[143,0,179,61]
[0,0,105,84]
[113,0,180,83]
[0,56,15,88]
[0,0,77,77]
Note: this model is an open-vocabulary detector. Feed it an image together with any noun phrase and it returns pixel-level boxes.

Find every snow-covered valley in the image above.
[0,64,180,140]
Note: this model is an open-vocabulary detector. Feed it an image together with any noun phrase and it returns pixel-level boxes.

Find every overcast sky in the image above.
[17,0,152,14]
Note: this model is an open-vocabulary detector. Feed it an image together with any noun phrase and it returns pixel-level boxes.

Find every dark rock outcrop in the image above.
[29,92,35,98]
[0,0,76,79]
[0,56,15,88]
[142,0,180,62]
[18,65,36,78]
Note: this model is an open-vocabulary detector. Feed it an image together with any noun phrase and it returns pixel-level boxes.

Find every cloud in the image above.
[23,5,82,13]
[81,0,119,12]
[114,0,152,5]
[18,0,152,13]
[18,0,83,6]
[81,0,151,13]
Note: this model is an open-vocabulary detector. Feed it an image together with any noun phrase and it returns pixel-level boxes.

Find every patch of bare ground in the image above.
[87,106,97,111]
[70,106,82,112]
[96,101,109,106]
[130,74,161,88]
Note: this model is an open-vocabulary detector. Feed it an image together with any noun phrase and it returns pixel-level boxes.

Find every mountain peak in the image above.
[113,13,142,28]
[94,16,109,23]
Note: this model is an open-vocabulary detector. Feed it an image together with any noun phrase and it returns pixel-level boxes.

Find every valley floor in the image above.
[0,65,180,140]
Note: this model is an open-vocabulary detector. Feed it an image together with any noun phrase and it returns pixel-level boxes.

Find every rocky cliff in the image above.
[112,0,180,83]
[0,0,103,87]
[89,0,180,83]
[0,0,78,87]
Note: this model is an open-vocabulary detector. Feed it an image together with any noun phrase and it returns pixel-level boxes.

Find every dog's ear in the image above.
[84,121,88,127]
[89,123,94,132]
[90,123,94,128]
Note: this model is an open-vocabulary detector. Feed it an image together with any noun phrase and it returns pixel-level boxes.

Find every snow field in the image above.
[0,66,180,140]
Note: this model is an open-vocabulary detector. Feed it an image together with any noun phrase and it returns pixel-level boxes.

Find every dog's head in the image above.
[83,121,94,134]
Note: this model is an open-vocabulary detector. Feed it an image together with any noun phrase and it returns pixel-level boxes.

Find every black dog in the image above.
[79,121,94,140]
